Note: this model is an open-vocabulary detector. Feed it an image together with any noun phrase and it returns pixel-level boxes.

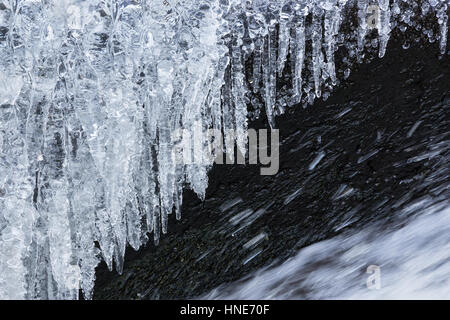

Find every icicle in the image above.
[277,2,292,76]
[357,0,369,52]
[435,2,448,54]
[312,6,324,98]
[292,15,306,103]
[231,15,249,159]
[263,23,277,128]
[324,5,342,85]
[378,0,391,58]
[261,1,280,127]
[252,38,263,93]
[222,59,235,160]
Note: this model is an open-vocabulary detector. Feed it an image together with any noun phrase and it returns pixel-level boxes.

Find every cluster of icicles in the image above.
[0,0,447,299]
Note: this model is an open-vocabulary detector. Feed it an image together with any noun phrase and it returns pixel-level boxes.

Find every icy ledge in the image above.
[0,0,448,299]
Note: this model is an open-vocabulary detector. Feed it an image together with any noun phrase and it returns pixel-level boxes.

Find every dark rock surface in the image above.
[93,38,449,300]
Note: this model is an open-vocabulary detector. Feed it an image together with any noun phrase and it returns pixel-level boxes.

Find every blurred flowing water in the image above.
[204,201,450,299]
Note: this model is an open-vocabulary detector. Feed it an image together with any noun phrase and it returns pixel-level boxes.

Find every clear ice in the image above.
[0,0,448,299]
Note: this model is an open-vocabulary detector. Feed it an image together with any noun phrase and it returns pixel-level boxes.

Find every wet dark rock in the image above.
[93,38,449,300]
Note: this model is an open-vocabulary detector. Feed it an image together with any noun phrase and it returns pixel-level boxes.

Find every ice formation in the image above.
[0,0,448,299]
